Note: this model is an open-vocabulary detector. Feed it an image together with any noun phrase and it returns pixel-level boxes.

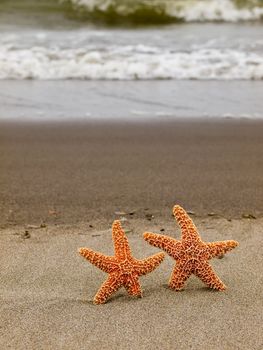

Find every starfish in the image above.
[79,220,165,304]
[144,205,238,291]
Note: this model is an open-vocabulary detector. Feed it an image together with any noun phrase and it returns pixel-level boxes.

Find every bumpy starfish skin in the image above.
[79,221,165,304]
[144,205,238,291]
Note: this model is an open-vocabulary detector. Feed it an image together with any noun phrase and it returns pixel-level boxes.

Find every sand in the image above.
[1,119,263,349]
[1,119,263,229]
[1,217,262,349]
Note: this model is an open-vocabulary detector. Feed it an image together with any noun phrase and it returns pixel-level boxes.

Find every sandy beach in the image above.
[1,213,262,349]
[1,0,263,348]
[1,119,263,349]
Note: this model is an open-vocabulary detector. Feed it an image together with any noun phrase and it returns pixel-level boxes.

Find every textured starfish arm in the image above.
[206,240,239,259]
[124,275,142,297]
[143,232,182,258]
[173,205,201,243]
[112,220,132,260]
[169,262,192,291]
[134,252,165,276]
[79,248,118,273]
[94,273,123,304]
[194,262,226,291]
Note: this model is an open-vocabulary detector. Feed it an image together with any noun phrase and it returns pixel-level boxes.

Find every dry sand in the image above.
[1,119,263,349]
[1,217,262,349]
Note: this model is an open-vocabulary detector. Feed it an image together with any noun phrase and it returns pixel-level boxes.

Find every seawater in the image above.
[0,0,263,80]
[66,0,263,23]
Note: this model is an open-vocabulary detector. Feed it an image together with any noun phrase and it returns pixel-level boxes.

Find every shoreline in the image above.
[1,81,263,122]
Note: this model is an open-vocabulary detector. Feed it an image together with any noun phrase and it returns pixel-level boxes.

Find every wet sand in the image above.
[1,119,263,228]
[1,119,263,349]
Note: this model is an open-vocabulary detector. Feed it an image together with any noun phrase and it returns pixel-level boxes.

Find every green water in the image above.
[0,0,83,29]
[0,0,177,26]
[0,0,263,27]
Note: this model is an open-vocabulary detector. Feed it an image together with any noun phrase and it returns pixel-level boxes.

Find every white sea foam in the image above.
[170,0,263,22]
[0,45,263,80]
[69,0,263,22]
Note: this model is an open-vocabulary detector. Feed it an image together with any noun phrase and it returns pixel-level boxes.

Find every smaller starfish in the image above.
[79,220,165,304]
[144,205,238,291]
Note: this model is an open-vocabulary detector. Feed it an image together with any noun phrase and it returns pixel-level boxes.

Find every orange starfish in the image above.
[79,220,165,304]
[144,205,238,291]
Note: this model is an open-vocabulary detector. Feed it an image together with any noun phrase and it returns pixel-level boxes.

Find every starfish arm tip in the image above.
[93,297,105,305]
[143,231,162,241]
[135,252,165,276]
[169,285,184,292]
[112,220,124,236]
[207,239,239,259]
[152,251,166,265]
[173,204,186,217]
[156,252,166,264]
[93,274,123,304]
[112,220,122,229]
[226,240,239,248]
[143,232,159,244]
[143,232,151,239]
[214,283,226,291]
[112,220,132,259]
[144,232,183,259]
[78,247,88,256]
[173,204,181,211]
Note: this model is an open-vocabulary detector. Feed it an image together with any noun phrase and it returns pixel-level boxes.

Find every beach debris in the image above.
[26,225,39,229]
[26,223,46,229]
[120,216,128,222]
[160,228,165,232]
[48,209,59,217]
[145,213,154,221]
[124,229,132,234]
[78,220,165,304]
[187,210,196,216]
[144,205,239,292]
[217,254,224,259]
[89,224,94,228]
[115,211,136,217]
[242,213,256,219]
[22,230,31,239]
[114,211,127,216]
[208,212,216,217]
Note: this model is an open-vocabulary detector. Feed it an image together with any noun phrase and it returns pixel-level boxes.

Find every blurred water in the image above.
[0,0,263,80]
[0,80,262,120]
[0,0,262,119]
[1,22,263,79]
[2,1,263,28]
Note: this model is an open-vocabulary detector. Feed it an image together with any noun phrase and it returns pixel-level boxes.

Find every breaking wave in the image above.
[65,0,263,24]
[1,45,263,80]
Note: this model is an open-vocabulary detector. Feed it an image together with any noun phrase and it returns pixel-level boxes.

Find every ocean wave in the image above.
[66,0,263,24]
[1,45,263,80]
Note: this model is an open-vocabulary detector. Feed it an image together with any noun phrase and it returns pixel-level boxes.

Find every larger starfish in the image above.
[144,205,238,291]
[79,220,165,304]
